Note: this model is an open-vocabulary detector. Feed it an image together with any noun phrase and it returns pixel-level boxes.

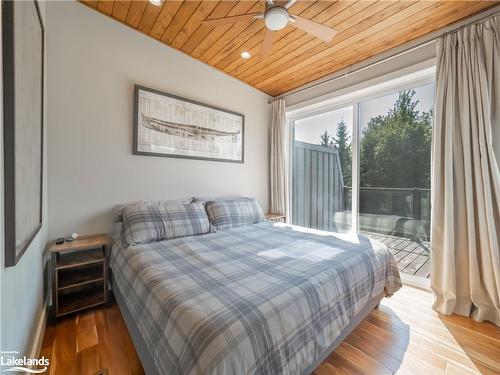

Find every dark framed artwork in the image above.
[133,85,244,163]
[3,0,44,267]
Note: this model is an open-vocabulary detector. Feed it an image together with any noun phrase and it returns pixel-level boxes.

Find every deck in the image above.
[365,232,431,278]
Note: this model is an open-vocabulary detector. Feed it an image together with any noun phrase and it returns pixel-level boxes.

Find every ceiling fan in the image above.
[201,0,337,59]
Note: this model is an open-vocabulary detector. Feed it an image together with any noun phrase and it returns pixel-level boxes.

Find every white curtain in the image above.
[431,16,500,326]
[270,98,288,216]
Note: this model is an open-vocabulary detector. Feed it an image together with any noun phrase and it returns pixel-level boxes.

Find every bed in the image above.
[110,218,401,375]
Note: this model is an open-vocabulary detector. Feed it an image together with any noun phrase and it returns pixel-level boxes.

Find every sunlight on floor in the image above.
[380,287,496,374]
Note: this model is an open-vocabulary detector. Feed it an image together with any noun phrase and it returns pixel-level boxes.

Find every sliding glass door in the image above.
[290,77,434,280]
[358,83,434,278]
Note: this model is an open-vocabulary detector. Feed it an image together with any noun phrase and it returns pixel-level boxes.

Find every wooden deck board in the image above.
[365,233,431,278]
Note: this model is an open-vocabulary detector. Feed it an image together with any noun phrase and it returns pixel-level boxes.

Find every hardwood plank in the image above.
[254,0,442,89]
[76,313,99,352]
[228,0,380,76]
[198,1,269,63]
[334,342,393,375]
[125,1,149,29]
[343,327,405,371]
[216,0,340,70]
[190,1,261,59]
[262,1,495,94]
[43,286,500,375]
[79,0,498,95]
[111,0,131,22]
[97,0,114,16]
[318,351,364,375]
[171,0,221,49]
[52,317,77,374]
[180,1,238,53]
[243,0,423,86]
[80,0,98,9]
[161,1,202,45]
[230,0,372,79]
[137,2,167,34]
[212,0,334,67]
[74,346,102,375]
[39,325,56,374]
[105,304,144,374]
[94,308,137,375]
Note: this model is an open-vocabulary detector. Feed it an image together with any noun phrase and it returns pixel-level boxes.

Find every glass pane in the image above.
[358,83,434,278]
[292,106,353,232]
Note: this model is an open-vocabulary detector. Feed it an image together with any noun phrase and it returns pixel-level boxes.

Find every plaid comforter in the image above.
[111,222,401,375]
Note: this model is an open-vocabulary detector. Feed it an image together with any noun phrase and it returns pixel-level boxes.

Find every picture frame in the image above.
[2,0,44,267]
[133,85,244,163]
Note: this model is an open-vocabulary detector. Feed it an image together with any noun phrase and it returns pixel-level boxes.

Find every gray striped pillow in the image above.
[121,201,212,246]
[205,197,265,229]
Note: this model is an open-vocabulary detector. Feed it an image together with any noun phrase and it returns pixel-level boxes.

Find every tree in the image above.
[318,120,352,186]
[333,119,352,186]
[360,90,432,188]
[320,130,332,147]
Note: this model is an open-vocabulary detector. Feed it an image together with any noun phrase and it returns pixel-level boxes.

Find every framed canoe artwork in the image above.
[3,0,44,267]
[133,85,244,163]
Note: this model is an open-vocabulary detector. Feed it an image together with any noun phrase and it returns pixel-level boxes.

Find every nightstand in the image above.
[265,212,286,223]
[49,234,110,320]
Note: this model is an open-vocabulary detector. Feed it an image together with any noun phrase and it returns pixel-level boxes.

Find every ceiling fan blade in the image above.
[259,29,273,60]
[202,13,263,27]
[284,0,297,9]
[289,15,337,42]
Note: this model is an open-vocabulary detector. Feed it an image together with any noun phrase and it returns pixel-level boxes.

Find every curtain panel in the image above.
[269,98,288,216]
[432,16,500,326]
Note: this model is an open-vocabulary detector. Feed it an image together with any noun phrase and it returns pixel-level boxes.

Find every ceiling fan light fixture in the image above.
[265,7,289,31]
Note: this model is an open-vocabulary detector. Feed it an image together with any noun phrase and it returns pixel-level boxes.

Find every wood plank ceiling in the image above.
[80,0,499,96]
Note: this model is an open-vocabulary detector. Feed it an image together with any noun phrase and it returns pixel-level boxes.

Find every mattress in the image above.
[110,221,402,375]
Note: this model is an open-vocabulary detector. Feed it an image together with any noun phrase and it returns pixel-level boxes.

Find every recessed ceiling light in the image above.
[241,51,251,59]
[149,0,162,6]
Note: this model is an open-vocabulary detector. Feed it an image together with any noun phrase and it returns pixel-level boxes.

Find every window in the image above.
[290,74,434,279]
[292,106,353,232]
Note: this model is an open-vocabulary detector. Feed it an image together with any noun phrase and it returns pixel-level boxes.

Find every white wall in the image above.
[46,1,270,238]
[0,1,48,358]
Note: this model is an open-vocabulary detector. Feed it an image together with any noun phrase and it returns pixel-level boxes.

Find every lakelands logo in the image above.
[1,351,49,373]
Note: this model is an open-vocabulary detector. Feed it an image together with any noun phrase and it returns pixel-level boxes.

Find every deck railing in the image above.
[291,142,431,240]
[344,186,431,221]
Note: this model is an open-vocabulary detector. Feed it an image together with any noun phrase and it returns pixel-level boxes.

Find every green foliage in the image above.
[333,119,352,186]
[360,90,432,188]
[318,120,352,186]
[317,90,432,189]
[320,130,332,147]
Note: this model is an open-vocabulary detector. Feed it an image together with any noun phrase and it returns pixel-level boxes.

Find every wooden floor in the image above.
[367,233,431,279]
[41,286,500,375]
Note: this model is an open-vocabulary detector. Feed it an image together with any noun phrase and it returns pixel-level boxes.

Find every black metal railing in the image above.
[344,186,431,221]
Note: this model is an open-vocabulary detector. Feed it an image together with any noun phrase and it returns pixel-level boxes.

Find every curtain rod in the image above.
[269,6,500,102]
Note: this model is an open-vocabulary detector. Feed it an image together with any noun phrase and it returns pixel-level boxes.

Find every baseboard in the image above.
[26,296,49,367]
